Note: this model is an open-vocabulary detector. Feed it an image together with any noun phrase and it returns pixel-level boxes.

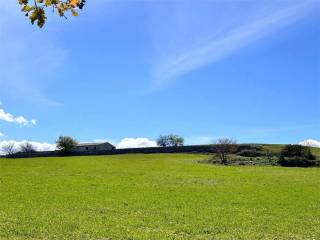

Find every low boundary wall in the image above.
[4,144,262,158]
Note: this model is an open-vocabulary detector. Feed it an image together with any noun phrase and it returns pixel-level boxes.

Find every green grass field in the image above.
[1,153,320,239]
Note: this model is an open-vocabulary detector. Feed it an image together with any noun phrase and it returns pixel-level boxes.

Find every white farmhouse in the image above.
[74,142,115,152]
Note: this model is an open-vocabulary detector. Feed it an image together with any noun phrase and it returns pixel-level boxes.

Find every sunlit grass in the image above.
[1,153,319,239]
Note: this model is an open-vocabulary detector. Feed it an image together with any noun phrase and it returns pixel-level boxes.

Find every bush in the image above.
[238,149,262,157]
[278,156,316,167]
[280,144,315,159]
[278,145,316,167]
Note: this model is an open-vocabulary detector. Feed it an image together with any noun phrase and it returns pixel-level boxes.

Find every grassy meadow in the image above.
[0,153,320,239]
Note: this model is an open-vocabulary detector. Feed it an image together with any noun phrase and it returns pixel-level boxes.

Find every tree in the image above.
[157,134,184,147]
[168,134,184,147]
[1,143,16,156]
[19,142,36,153]
[18,0,86,28]
[56,136,77,154]
[215,138,237,164]
[157,135,170,147]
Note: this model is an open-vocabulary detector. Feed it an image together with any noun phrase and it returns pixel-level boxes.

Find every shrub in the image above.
[238,149,261,157]
[280,144,315,159]
[278,145,316,167]
[278,156,316,167]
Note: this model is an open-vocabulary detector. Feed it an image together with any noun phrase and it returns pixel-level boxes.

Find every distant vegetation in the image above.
[215,138,237,164]
[206,143,319,167]
[278,144,316,167]
[1,141,36,156]
[1,143,16,156]
[157,134,184,147]
[1,134,319,168]
[56,136,77,154]
[19,142,36,153]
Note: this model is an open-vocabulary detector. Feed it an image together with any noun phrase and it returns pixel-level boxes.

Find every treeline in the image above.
[0,136,78,156]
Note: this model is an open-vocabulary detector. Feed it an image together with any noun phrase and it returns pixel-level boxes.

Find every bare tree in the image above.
[215,138,237,164]
[1,143,16,157]
[19,142,36,153]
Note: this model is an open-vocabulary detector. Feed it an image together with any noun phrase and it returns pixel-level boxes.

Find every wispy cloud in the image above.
[151,1,316,88]
[0,107,36,127]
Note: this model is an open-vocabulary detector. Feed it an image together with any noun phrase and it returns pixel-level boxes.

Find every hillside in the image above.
[1,154,319,239]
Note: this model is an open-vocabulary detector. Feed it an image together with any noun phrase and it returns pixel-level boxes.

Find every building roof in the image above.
[76,142,114,147]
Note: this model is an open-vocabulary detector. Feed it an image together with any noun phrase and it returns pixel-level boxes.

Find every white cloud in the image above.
[31,119,37,125]
[0,132,4,137]
[299,139,320,148]
[0,140,56,155]
[15,116,28,126]
[0,107,36,126]
[117,138,157,149]
[150,1,316,88]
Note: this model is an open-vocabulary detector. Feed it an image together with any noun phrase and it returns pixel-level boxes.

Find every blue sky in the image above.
[0,0,319,149]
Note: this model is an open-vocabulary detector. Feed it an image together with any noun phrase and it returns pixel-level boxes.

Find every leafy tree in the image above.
[56,136,77,154]
[168,134,184,147]
[1,143,16,156]
[157,134,184,147]
[18,0,86,28]
[215,138,237,164]
[157,135,170,147]
[19,142,36,153]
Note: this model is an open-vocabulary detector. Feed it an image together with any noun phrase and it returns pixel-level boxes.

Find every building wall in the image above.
[74,143,115,152]
[98,143,115,151]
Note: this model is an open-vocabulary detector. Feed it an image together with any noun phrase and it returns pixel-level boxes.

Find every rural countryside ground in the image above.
[1,145,320,239]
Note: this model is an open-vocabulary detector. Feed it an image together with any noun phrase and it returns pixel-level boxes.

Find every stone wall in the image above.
[5,144,262,158]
